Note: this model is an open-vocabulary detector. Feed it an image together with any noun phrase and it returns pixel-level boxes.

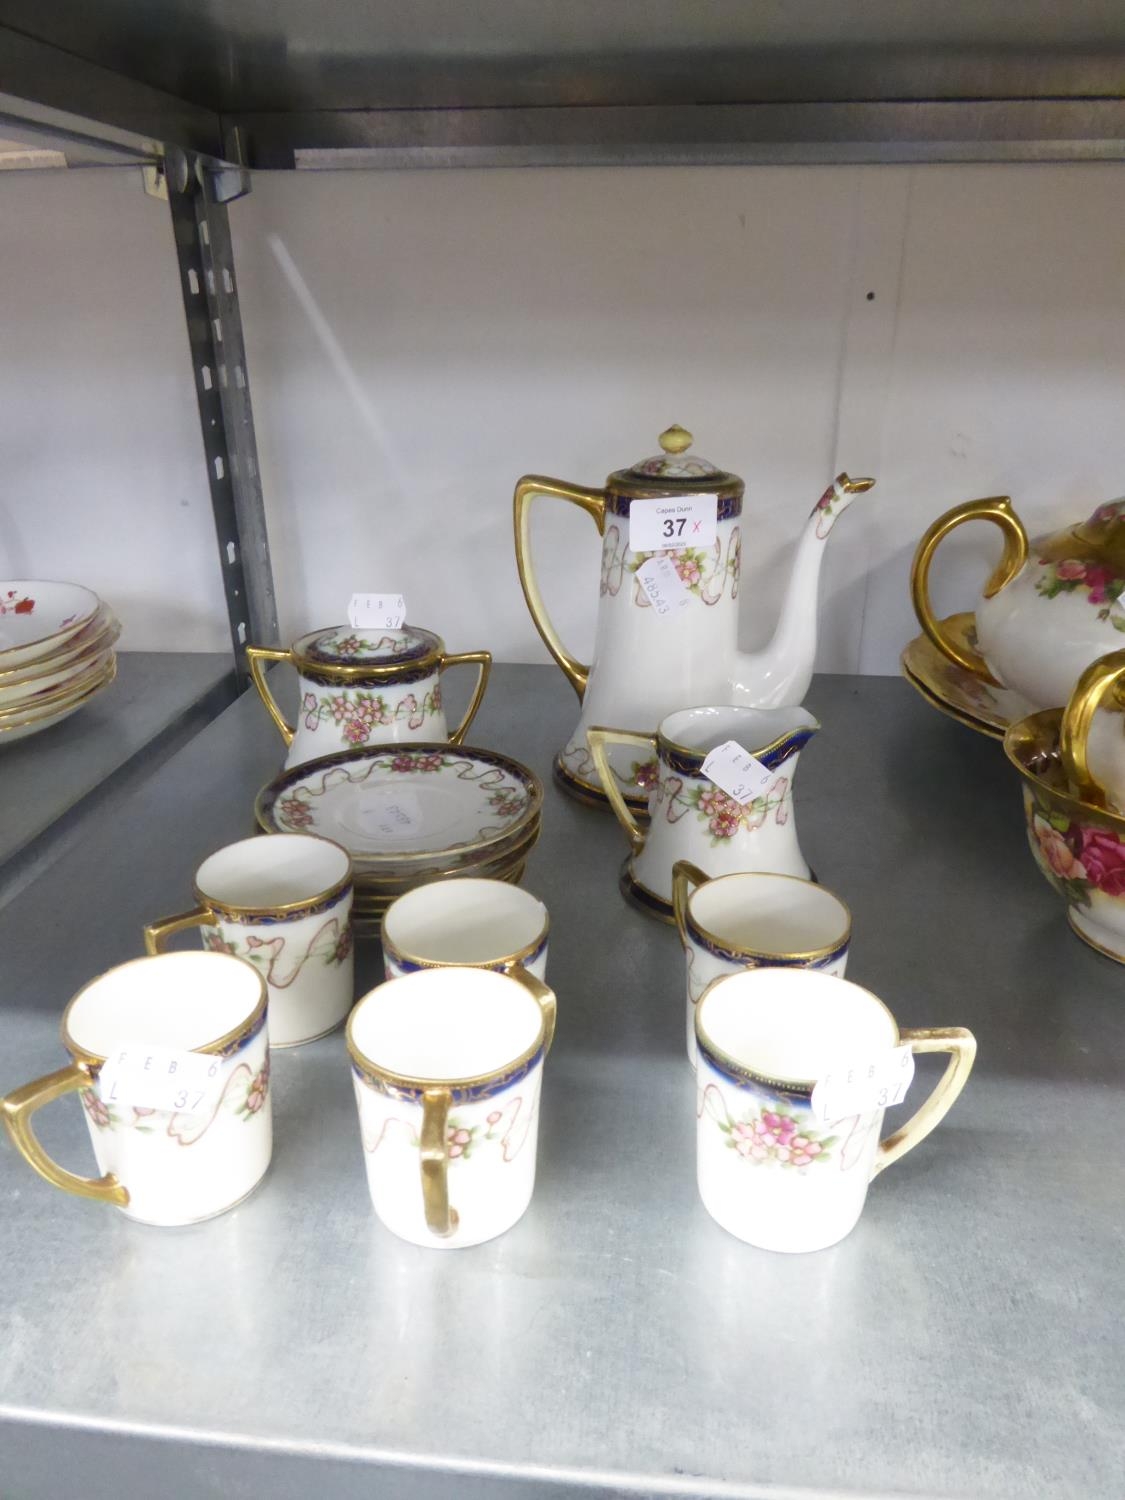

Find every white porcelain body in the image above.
[0,580,101,667]
[629,706,818,908]
[382,878,549,980]
[680,872,850,1067]
[73,953,272,1227]
[349,967,550,1249]
[695,969,897,1254]
[977,572,1125,710]
[556,479,860,801]
[287,662,449,770]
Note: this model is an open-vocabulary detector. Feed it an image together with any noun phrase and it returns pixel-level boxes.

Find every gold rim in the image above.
[685,870,851,962]
[290,626,444,681]
[346,976,549,1092]
[657,711,819,765]
[1005,708,1125,828]
[0,612,119,684]
[60,952,269,1068]
[382,884,549,969]
[694,971,900,1093]
[348,817,541,882]
[193,833,354,918]
[900,658,1006,740]
[0,581,100,661]
[0,652,116,721]
[0,657,116,732]
[1067,909,1125,964]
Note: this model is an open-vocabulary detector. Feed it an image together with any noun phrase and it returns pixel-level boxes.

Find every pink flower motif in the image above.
[1055,559,1087,581]
[82,1091,110,1128]
[278,795,314,829]
[487,1110,502,1126]
[334,927,353,963]
[244,1059,270,1115]
[675,557,702,587]
[1033,816,1087,882]
[415,753,444,773]
[1078,827,1125,897]
[447,1126,472,1158]
[709,807,741,839]
[334,635,362,656]
[328,695,351,723]
[390,753,416,772]
[1092,501,1125,525]
[633,759,659,790]
[343,719,370,745]
[202,931,238,955]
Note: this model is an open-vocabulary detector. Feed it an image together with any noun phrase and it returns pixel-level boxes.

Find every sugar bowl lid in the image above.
[293,624,442,676]
[611,426,742,493]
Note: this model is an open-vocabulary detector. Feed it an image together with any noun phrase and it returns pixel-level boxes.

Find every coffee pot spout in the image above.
[733,473,875,708]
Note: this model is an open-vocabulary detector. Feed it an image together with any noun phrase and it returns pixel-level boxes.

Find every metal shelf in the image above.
[1,666,1122,1498]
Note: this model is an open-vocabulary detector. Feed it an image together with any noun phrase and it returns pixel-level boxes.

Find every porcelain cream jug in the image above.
[912,494,1125,710]
[588,705,818,922]
[247,625,491,771]
[514,427,873,811]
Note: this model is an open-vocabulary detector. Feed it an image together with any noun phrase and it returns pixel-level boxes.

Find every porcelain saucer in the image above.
[901,611,1035,739]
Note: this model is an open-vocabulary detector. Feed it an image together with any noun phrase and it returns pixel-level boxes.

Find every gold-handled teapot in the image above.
[514,426,873,810]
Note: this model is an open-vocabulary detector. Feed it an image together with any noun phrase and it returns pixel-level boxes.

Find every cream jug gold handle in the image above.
[513,475,607,700]
[587,727,655,853]
[246,645,297,745]
[672,860,709,947]
[1,1066,130,1206]
[143,906,218,955]
[872,1027,977,1177]
[438,650,492,745]
[1059,649,1125,809]
[420,1087,458,1239]
[910,497,1028,684]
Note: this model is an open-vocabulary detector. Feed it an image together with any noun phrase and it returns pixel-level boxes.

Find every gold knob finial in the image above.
[659,425,693,455]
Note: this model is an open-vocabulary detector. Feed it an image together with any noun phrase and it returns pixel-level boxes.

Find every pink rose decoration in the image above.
[1055,559,1086,581]
[1033,817,1086,882]
[1078,827,1125,897]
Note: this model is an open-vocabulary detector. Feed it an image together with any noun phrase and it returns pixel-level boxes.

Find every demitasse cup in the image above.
[695,968,976,1253]
[144,833,354,1047]
[673,860,851,1068]
[382,878,549,980]
[347,966,556,1248]
[1,952,271,1226]
[247,623,491,771]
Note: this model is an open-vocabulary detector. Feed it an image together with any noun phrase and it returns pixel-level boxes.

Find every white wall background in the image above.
[3,162,1124,670]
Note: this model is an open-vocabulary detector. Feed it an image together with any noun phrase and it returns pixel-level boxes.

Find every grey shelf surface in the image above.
[0,651,234,893]
[1,666,1123,1499]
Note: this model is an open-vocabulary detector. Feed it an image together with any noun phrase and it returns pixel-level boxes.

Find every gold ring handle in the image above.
[1060,649,1125,808]
[672,860,709,947]
[873,1027,977,1177]
[507,965,557,1054]
[1,1065,129,1205]
[587,727,655,852]
[910,497,1028,683]
[247,645,296,746]
[513,475,607,700]
[143,905,218,955]
[420,1087,458,1238]
[439,650,492,745]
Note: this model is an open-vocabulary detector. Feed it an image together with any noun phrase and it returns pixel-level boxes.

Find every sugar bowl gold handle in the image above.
[587,727,655,852]
[246,645,296,746]
[910,497,1028,683]
[438,650,492,745]
[1060,649,1125,809]
[1,1065,129,1206]
[672,860,709,947]
[143,906,218,955]
[873,1027,977,1177]
[513,475,607,700]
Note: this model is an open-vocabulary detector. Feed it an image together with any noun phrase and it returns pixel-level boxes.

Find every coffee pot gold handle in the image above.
[513,476,607,700]
[587,727,655,852]
[246,645,296,745]
[910,497,1029,683]
[1060,649,1125,808]
[873,1027,977,1177]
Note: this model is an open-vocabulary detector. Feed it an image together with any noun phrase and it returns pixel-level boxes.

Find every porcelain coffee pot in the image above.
[912,494,1125,709]
[514,427,872,811]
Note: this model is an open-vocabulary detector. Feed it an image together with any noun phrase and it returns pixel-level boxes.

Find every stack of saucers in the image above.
[254,743,543,932]
[0,581,120,745]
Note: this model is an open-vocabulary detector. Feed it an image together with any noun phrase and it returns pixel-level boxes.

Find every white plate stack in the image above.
[0,581,120,745]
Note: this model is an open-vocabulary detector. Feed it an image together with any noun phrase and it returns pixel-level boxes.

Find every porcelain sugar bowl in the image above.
[913,493,1125,710]
[1005,650,1125,963]
[247,625,491,770]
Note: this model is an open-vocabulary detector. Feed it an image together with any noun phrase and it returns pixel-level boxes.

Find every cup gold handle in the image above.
[1059,649,1125,809]
[1,1065,129,1206]
[513,475,607,700]
[872,1027,977,1178]
[143,906,218,955]
[439,650,492,745]
[246,645,296,746]
[672,860,709,947]
[420,1087,458,1238]
[910,497,1028,683]
[587,727,655,852]
[507,965,557,1053]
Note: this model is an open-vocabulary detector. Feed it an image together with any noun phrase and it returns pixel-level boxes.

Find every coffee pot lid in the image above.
[621,425,737,486]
